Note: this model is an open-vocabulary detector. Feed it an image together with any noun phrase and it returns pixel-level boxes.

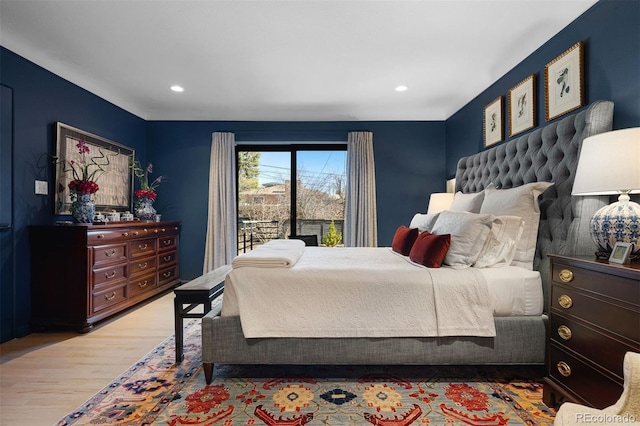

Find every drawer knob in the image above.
[163,255,172,262]
[97,234,105,239]
[138,280,148,288]
[133,231,139,236]
[122,232,129,237]
[139,243,148,250]
[105,271,117,279]
[105,292,117,301]
[138,262,148,269]
[559,269,574,283]
[557,361,572,377]
[558,294,573,309]
[163,239,171,246]
[105,249,117,257]
[163,271,172,278]
[557,325,572,340]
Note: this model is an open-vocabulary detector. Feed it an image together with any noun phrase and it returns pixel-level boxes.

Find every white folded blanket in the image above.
[231,239,305,269]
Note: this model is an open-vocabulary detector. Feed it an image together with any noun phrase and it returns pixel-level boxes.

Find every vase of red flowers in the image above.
[71,191,96,223]
[134,189,157,221]
[131,159,163,221]
[56,140,110,224]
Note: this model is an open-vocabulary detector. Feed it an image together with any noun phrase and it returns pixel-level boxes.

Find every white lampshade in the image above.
[572,127,640,255]
[572,127,640,196]
[427,193,454,214]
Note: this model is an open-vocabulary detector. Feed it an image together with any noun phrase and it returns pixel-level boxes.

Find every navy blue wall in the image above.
[148,121,444,280]
[0,47,147,338]
[1,0,638,339]
[446,0,640,177]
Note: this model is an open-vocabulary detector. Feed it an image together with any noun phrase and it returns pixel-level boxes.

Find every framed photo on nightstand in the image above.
[608,242,632,264]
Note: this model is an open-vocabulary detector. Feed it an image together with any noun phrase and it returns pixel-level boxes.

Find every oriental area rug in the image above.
[57,320,556,426]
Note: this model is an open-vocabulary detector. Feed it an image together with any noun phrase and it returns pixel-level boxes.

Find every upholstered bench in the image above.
[173,265,231,363]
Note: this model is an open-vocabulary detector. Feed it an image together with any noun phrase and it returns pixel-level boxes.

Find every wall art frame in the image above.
[54,122,135,215]
[483,96,503,147]
[545,41,584,121]
[509,74,536,137]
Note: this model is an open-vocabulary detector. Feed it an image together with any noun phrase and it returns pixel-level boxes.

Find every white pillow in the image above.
[409,213,440,233]
[480,182,554,270]
[449,191,485,213]
[431,211,494,268]
[474,215,525,268]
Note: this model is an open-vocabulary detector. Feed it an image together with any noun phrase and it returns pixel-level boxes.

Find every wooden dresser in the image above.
[544,254,640,409]
[30,221,181,332]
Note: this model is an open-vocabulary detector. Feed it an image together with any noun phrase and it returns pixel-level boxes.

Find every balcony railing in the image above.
[237,219,344,253]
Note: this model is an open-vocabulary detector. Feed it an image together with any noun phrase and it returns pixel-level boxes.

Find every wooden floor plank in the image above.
[0,291,176,425]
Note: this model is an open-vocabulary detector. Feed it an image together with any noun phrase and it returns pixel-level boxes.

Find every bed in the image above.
[202,100,614,383]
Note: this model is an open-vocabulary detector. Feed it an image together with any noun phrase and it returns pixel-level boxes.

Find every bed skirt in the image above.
[202,313,546,382]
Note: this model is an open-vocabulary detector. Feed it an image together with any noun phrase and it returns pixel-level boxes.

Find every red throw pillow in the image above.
[409,232,451,268]
[391,225,419,256]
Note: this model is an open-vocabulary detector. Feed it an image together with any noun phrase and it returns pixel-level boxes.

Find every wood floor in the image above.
[0,290,178,426]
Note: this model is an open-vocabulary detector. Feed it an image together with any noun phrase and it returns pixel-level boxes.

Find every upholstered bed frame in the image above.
[201,100,614,383]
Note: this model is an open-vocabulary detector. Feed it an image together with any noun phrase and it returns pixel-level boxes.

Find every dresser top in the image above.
[549,254,640,274]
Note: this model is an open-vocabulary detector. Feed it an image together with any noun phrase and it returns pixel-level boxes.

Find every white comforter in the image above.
[223,246,496,338]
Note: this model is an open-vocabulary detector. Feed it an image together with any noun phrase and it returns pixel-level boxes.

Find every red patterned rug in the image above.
[57,320,555,425]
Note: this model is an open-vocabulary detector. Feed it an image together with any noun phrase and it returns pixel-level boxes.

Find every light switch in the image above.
[35,180,48,195]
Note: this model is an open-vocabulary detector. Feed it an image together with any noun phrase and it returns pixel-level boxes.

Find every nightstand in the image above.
[543,255,640,409]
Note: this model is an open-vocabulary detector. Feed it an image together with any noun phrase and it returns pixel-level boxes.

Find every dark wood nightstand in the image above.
[543,254,640,409]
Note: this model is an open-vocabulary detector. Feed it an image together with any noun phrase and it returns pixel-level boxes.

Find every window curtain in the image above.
[344,131,377,247]
[203,132,237,273]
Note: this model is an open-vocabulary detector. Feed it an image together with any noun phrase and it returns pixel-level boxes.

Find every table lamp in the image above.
[427,193,454,214]
[572,127,640,257]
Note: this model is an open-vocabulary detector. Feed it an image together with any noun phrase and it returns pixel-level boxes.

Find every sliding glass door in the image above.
[237,145,346,252]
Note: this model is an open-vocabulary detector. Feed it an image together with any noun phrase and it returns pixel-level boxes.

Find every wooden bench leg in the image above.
[204,362,214,384]
[174,297,184,363]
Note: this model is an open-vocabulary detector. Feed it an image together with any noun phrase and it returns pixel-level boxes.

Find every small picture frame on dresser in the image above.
[609,242,632,264]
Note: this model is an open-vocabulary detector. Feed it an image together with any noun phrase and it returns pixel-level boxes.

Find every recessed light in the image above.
[170,85,184,92]
[395,85,408,92]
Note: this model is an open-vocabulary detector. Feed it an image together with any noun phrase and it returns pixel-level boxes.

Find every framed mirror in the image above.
[54,122,135,215]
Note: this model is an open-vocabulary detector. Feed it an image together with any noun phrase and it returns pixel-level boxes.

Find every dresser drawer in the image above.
[129,256,157,277]
[551,285,640,342]
[92,243,127,266]
[549,344,622,408]
[88,229,131,245]
[149,224,179,236]
[158,250,177,267]
[158,235,177,252]
[551,262,640,306]
[158,265,179,286]
[128,273,157,297]
[550,313,635,380]
[129,238,157,258]
[129,227,155,239]
[92,264,128,289]
[92,284,127,313]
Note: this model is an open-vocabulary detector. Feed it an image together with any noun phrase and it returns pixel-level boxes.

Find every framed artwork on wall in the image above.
[484,96,503,147]
[545,41,584,121]
[54,122,135,215]
[508,74,536,137]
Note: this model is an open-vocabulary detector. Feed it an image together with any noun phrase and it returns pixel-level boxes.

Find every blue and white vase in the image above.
[71,193,95,224]
[135,197,157,221]
[590,199,640,254]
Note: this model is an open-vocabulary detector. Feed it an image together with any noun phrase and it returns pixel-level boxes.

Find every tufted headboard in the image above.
[454,100,614,304]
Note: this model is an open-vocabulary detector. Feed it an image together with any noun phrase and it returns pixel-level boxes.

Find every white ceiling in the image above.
[0,0,597,121]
